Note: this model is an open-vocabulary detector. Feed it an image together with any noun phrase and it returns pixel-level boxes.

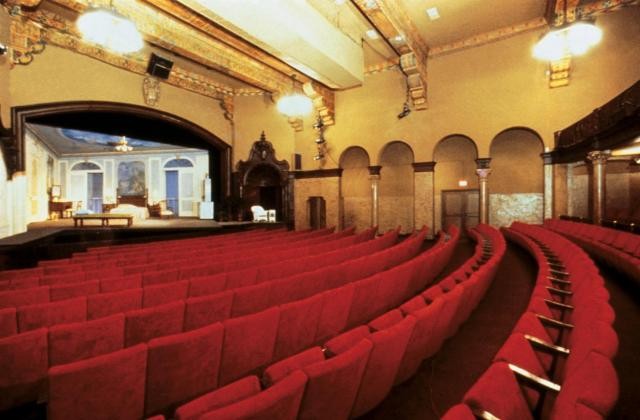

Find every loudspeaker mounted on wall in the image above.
[146,53,173,79]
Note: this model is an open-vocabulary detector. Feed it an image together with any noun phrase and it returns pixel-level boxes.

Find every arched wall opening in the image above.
[339,146,371,232]
[433,135,479,233]
[379,141,414,234]
[489,127,544,226]
[6,101,231,205]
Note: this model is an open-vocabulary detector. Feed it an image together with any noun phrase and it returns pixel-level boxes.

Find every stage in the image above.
[0,218,285,270]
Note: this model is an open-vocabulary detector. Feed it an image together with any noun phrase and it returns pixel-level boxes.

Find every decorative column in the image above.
[542,151,554,220]
[476,158,491,224]
[368,166,381,228]
[412,162,436,238]
[587,150,610,225]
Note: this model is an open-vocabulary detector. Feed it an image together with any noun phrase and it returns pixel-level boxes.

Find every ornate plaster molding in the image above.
[303,82,335,126]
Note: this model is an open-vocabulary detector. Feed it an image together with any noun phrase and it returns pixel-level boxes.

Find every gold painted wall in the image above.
[414,171,435,236]
[0,9,10,125]
[606,161,632,220]
[233,95,295,166]
[9,46,232,143]
[553,164,568,218]
[489,128,544,226]
[568,163,590,219]
[294,7,640,170]
[294,176,341,231]
[379,142,414,233]
[340,147,371,232]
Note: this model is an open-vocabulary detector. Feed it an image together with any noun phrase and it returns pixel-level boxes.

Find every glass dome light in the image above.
[77,8,144,54]
[276,93,313,117]
[533,21,602,61]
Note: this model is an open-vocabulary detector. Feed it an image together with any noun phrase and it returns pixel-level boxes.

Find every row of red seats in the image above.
[443,222,618,419]
[0,227,371,307]
[164,224,507,420]
[0,227,339,287]
[54,227,336,267]
[544,218,640,283]
[0,228,395,337]
[2,226,452,417]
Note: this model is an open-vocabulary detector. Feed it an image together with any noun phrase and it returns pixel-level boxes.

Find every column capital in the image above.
[476,158,491,169]
[541,152,554,165]
[587,150,611,164]
[476,168,492,179]
[368,165,382,176]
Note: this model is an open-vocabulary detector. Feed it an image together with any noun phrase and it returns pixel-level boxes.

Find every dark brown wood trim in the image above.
[552,80,640,164]
[476,158,491,169]
[412,161,436,172]
[368,165,382,176]
[294,168,343,179]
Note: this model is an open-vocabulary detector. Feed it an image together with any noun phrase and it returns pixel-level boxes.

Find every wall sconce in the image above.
[458,179,468,188]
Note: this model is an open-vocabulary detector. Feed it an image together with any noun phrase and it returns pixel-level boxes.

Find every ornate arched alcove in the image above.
[236,132,290,223]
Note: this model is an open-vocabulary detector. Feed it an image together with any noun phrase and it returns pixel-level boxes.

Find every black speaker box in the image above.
[147,53,173,79]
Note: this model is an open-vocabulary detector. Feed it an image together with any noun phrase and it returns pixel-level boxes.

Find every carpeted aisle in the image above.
[363,239,537,419]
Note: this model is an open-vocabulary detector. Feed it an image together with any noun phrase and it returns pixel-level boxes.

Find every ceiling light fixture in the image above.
[276,75,313,118]
[426,7,440,21]
[366,29,380,40]
[77,5,144,54]
[533,0,602,61]
[114,136,133,152]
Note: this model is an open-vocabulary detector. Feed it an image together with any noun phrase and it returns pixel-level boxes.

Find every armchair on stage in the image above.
[251,205,276,222]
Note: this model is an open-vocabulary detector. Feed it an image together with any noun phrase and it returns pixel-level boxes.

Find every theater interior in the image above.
[0,0,639,419]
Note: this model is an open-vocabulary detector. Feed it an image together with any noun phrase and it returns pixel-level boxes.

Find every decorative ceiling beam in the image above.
[352,0,429,110]
[9,8,235,99]
[42,0,335,114]
[3,0,43,8]
[429,18,547,57]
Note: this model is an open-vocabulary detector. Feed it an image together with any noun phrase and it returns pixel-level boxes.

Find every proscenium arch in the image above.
[5,101,231,204]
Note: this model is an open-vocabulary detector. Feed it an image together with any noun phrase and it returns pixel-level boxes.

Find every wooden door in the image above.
[442,189,480,234]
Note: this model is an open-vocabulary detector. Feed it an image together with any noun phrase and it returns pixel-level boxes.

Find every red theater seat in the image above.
[50,280,100,301]
[0,286,50,309]
[143,280,189,308]
[99,274,142,293]
[48,344,147,420]
[187,273,227,298]
[17,297,87,332]
[274,294,323,361]
[87,288,143,320]
[48,314,125,366]
[351,315,416,417]
[263,347,325,386]
[0,307,17,338]
[200,370,307,420]
[124,301,185,347]
[297,339,372,420]
[175,376,261,420]
[145,323,224,416]
[463,362,533,420]
[219,307,280,385]
[183,291,233,331]
[0,328,48,411]
[314,284,355,344]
